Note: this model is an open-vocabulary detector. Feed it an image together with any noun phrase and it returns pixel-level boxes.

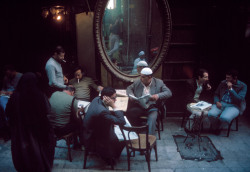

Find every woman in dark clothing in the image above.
[5,72,55,172]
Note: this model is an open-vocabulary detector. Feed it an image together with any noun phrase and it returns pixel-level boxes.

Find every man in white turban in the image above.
[126,67,172,135]
[131,51,147,74]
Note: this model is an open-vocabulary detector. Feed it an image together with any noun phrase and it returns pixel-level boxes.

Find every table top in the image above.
[109,96,129,112]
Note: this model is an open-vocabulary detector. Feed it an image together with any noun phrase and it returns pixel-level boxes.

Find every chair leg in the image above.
[83,149,88,169]
[156,116,161,140]
[227,117,239,137]
[145,150,151,172]
[159,110,164,131]
[181,114,186,128]
[154,144,158,161]
[66,137,72,162]
[236,117,238,131]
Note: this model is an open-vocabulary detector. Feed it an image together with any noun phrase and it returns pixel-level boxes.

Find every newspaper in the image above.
[114,116,138,140]
[190,101,212,110]
[128,94,153,109]
[77,101,91,113]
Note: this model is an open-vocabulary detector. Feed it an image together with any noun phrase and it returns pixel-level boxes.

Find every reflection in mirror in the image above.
[102,0,162,75]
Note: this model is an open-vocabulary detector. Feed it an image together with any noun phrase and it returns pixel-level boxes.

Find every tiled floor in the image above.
[1,116,250,172]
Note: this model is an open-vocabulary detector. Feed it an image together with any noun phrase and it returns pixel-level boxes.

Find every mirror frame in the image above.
[94,0,172,82]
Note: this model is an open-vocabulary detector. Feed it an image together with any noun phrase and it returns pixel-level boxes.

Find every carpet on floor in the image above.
[173,135,223,162]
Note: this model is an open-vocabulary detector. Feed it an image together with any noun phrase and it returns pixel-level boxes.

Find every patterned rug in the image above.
[173,135,223,162]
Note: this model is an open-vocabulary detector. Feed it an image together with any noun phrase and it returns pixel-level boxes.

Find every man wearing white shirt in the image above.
[45,45,68,97]
[126,67,172,135]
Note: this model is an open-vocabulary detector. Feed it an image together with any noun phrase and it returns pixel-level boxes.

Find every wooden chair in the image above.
[119,124,158,172]
[227,116,239,137]
[56,132,75,162]
[158,102,166,131]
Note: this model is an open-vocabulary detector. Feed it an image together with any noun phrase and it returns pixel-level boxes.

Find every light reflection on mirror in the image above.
[102,0,162,75]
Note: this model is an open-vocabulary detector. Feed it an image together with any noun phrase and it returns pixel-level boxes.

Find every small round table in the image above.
[184,103,211,151]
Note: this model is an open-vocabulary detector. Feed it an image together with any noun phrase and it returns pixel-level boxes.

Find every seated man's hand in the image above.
[216,102,222,109]
[149,94,159,101]
[64,76,68,84]
[206,83,212,90]
[97,86,104,92]
[103,96,116,109]
[78,107,85,119]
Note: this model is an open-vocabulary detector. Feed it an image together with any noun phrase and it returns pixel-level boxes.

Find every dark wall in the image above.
[0,0,78,86]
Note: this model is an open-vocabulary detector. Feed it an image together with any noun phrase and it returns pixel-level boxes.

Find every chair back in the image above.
[119,125,149,151]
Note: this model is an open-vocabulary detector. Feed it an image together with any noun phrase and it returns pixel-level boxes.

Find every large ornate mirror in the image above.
[94,0,171,82]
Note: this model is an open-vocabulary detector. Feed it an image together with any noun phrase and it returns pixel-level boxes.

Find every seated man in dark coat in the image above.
[82,87,126,164]
[185,68,212,104]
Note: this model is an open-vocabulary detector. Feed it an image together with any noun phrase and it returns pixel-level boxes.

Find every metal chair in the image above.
[227,116,239,137]
[119,124,158,172]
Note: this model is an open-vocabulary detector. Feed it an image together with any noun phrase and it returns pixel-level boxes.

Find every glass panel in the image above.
[102,0,162,75]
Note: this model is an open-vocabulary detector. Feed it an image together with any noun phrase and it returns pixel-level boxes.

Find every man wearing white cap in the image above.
[131,60,148,75]
[126,67,172,135]
[131,51,147,74]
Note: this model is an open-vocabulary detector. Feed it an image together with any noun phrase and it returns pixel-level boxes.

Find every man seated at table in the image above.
[0,65,22,140]
[69,66,103,101]
[48,85,84,148]
[82,87,126,165]
[208,69,247,135]
[184,68,212,130]
[126,67,172,135]
[186,68,212,104]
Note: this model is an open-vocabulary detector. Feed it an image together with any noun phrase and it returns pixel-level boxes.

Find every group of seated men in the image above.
[44,46,173,163]
[0,45,247,165]
[185,68,247,135]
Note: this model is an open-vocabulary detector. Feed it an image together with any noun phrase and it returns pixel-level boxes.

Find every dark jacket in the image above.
[185,78,212,104]
[214,80,247,114]
[83,97,126,159]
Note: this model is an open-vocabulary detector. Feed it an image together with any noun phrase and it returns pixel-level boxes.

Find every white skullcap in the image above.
[137,61,148,67]
[138,51,145,56]
[141,67,152,75]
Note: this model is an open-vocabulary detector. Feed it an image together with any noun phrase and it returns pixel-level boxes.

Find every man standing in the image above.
[48,86,83,147]
[45,45,68,97]
[108,15,122,58]
[69,66,103,101]
[126,67,172,135]
[82,87,126,164]
[208,69,247,135]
